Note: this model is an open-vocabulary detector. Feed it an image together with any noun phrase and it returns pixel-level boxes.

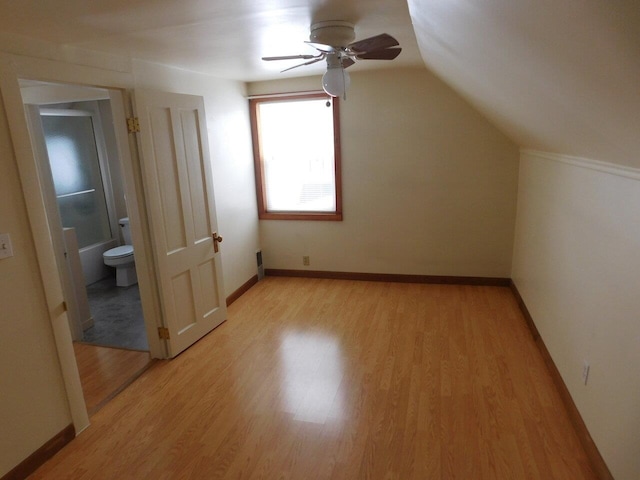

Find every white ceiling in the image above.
[1,0,638,167]
[0,0,424,80]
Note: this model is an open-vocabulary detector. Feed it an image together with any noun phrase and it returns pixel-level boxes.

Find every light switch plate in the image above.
[0,233,14,259]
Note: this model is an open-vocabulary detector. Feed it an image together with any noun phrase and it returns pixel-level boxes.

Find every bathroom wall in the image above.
[97,99,129,224]
[71,99,124,284]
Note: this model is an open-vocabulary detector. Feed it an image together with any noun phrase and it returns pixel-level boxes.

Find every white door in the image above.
[134,89,227,357]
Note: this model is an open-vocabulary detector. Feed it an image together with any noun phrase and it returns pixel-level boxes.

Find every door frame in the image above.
[0,54,167,434]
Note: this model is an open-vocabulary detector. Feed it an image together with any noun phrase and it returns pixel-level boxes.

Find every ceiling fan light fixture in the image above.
[262,21,401,100]
[322,66,350,98]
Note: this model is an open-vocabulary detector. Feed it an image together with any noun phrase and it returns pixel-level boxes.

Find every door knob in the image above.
[212,232,223,252]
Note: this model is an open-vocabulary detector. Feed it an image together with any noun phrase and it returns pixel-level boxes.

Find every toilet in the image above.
[103,217,137,287]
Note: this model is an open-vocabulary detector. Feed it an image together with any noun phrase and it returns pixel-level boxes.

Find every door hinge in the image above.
[127,117,140,134]
[158,327,170,340]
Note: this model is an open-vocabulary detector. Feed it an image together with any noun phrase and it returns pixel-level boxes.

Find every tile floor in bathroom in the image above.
[82,276,149,351]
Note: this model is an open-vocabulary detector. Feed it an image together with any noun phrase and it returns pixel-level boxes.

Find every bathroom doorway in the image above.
[4,67,227,429]
[20,80,152,414]
[31,93,149,352]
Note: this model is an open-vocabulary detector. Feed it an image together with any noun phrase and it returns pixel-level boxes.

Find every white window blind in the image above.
[258,98,336,212]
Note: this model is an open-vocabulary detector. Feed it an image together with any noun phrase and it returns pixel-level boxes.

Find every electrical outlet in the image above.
[582,361,590,385]
[302,256,310,266]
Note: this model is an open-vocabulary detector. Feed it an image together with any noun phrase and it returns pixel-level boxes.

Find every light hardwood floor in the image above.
[73,343,152,415]
[33,277,597,479]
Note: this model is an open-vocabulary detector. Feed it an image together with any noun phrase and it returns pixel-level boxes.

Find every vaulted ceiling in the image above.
[408,0,640,169]
[1,0,638,168]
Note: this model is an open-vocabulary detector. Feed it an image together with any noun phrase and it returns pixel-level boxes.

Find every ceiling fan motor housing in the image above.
[310,21,355,47]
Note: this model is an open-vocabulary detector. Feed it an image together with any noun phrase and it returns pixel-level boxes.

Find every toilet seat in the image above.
[104,245,134,260]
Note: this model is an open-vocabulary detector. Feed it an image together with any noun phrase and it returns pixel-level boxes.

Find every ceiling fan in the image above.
[262,21,402,99]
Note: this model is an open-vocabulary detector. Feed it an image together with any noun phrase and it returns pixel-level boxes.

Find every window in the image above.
[250,92,342,221]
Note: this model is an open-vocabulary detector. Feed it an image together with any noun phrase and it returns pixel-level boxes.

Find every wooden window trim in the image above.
[249,92,343,221]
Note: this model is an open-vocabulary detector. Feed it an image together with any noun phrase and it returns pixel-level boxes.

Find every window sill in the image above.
[258,211,343,221]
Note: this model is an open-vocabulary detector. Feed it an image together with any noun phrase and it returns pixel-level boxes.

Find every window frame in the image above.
[249,92,343,221]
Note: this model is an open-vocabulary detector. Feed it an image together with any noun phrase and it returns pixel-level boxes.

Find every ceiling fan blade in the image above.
[342,57,356,69]
[348,33,399,54]
[356,47,402,60]
[304,41,337,53]
[280,56,325,72]
[262,54,319,61]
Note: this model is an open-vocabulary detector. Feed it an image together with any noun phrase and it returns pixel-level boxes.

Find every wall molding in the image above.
[509,280,614,480]
[226,274,259,307]
[522,149,640,181]
[265,269,511,287]
[1,424,75,480]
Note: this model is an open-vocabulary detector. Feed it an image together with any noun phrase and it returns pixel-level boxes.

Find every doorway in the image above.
[20,80,153,414]
[39,103,148,351]
[2,66,227,432]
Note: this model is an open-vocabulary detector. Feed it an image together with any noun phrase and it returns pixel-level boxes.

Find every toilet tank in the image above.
[119,217,132,244]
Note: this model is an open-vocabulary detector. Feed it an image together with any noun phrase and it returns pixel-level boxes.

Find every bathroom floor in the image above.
[82,276,149,351]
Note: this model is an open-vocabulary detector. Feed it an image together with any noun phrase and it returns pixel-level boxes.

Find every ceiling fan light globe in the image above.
[322,67,351,97]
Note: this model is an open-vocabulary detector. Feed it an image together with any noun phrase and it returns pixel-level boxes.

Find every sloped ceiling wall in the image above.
[408,0,640,169]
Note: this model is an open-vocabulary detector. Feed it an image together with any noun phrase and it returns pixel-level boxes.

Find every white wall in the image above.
[512,150,640,480]
[249,68,519,277]
[96,99,129,224]
[0,89,72,476]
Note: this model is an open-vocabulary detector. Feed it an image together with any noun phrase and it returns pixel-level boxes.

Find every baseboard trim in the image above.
[2,424,75,480]
[265,269,511,287]
[226,274,259,306]
[509,281,613,480]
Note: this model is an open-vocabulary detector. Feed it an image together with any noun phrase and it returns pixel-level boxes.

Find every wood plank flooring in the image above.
[33,277,597,479]
[73,343,152,415]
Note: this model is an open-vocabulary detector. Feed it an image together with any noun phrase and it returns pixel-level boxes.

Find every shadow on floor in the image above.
[73,342,153,415]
